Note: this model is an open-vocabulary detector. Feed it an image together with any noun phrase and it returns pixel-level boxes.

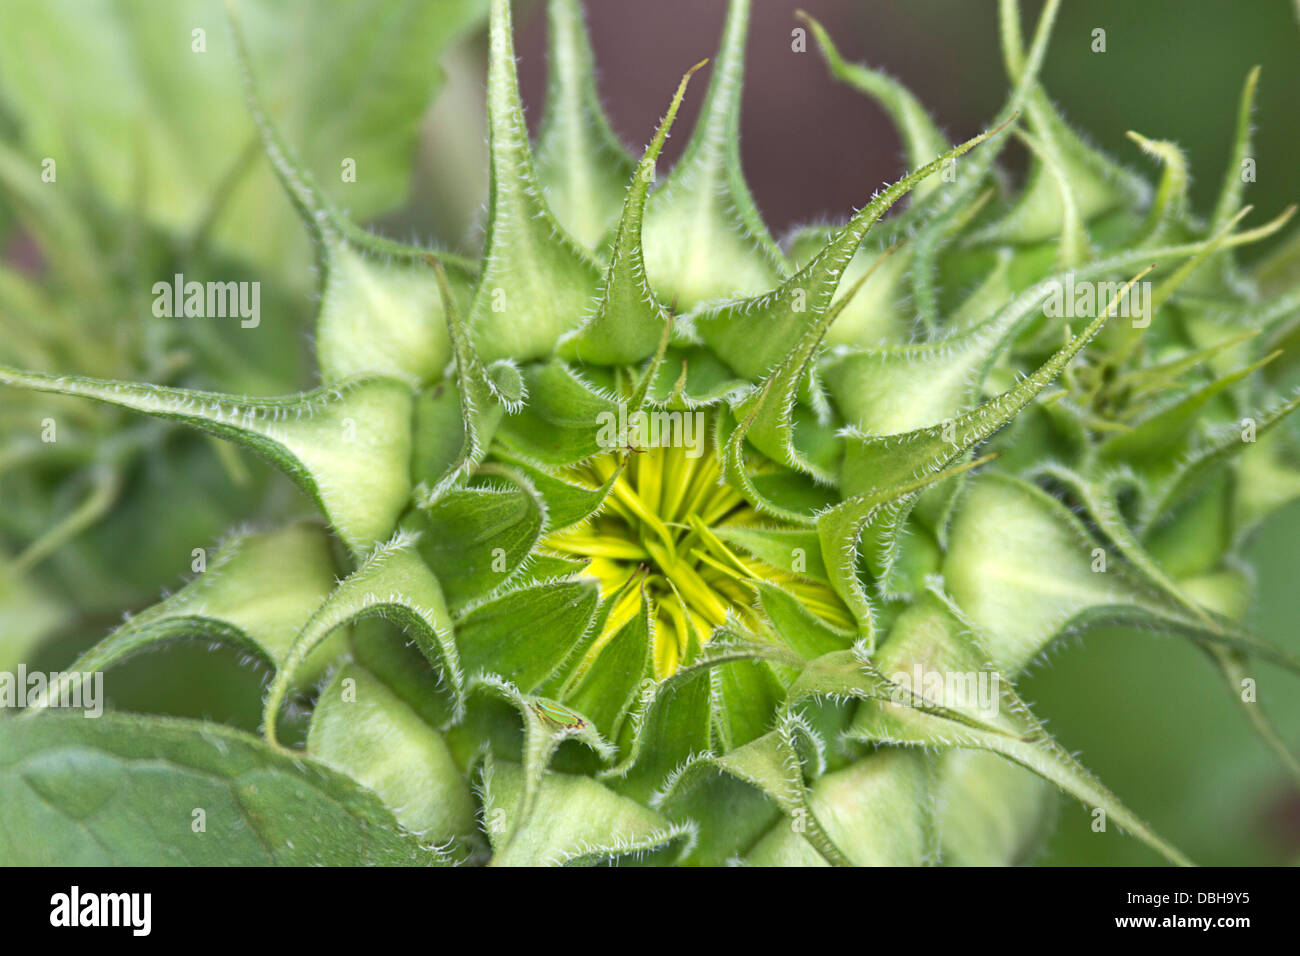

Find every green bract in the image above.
[3,0,1300,866]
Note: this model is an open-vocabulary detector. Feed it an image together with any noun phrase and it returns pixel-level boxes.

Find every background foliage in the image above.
[1,0,1296,865]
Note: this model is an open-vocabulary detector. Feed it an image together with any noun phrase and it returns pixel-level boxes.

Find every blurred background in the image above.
[2,0,1298,865]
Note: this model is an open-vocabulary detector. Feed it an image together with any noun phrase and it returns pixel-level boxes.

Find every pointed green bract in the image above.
[7,0,1300,870]
[412,467,549,609]
[263,532,463,745]
[481,756,690,866]
[839,274,1138,498]
[454,580,599,691]
[746,749,934,866]
[0,368,412,552]
[559,61,706,365]
[657,724,852,866]
[561,602,652,740]
[309,662,477,848]
[1126,131,1190,244]
[823,292,1027,435]
[230,2,479,385]
[855,588,1192,865]
[23,524,339,717]
[640,0,786,308]
[468,0,602,363]
[316,242,475,386]
[697,123,1008,383]
[909,0,1062,328]
[420,256,526,500]
[942,474,1299,678]
[534,0,638,250]
[1211,66,1261,233]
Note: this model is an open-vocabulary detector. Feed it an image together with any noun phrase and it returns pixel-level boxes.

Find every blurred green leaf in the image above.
[0,711,445,864]
[0,0,487,280]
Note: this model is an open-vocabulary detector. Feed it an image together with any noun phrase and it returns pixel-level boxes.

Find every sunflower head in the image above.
[3,0,1300,867]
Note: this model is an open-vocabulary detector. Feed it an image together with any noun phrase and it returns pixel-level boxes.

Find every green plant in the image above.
[0,0,486,666]
[2,0,1299,866]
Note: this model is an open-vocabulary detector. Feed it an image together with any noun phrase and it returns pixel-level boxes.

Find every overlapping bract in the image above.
[3,0,1300,866]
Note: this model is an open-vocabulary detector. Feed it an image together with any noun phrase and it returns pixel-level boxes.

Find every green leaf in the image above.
[640,0,786,308]
[308,661,477,848]
[230,12,481,386]
[468,0,602,363]
[0,711,443,865]
[0,0,486,278]
[533,0,637,251]
[0,368,413,552]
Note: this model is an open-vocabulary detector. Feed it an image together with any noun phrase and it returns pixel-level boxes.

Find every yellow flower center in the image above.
[543,439,851,678]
